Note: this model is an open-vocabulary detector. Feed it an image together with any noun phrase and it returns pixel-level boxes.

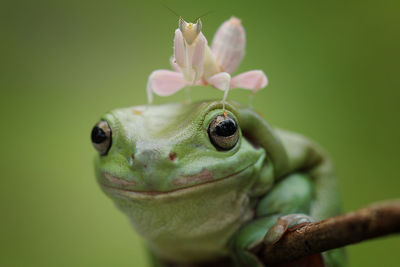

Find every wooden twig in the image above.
[261,200,400,265]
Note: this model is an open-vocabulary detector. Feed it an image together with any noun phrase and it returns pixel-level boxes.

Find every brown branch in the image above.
[261,200,400,265]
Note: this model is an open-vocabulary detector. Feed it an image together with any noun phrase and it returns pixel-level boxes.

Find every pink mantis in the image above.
[146,16,268,108]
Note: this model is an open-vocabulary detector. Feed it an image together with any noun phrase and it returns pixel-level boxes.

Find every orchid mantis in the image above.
[146,16,268,109]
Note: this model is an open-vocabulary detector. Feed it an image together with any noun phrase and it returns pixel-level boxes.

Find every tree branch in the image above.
[261,200,400,265]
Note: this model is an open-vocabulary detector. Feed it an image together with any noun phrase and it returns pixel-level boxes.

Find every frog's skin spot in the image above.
[132,109,143,115]
[103,172,136,186]
[168,152,177,161]
[173,169,214,186]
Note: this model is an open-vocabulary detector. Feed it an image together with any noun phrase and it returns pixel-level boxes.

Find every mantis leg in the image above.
[207,72,231,110]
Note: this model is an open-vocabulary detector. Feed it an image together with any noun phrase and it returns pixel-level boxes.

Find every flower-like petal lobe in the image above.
[191,33,207,82]
[174,29,185,68]
[146,70,188,103]
[231,70,268,93]
[207,72,231,92]
[211,17,246,74]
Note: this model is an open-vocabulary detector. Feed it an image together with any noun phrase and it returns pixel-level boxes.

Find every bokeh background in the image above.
[1,0,399,266]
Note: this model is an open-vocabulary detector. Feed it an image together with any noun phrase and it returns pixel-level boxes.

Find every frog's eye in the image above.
[91,120,112,156]
[208,114,239,150]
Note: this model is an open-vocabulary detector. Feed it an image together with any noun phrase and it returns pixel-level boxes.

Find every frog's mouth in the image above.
[99,164,254,198]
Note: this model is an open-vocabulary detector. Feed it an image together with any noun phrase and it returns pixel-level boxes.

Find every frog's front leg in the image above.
[230,173,315,267]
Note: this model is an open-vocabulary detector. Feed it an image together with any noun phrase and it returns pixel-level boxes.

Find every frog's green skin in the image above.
[93,100,345,266]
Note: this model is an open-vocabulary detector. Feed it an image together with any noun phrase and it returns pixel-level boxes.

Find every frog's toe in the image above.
[263,214,314,245]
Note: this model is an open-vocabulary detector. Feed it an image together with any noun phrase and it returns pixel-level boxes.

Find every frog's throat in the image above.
[99,163,254,198]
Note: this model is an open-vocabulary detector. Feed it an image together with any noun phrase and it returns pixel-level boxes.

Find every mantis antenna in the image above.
[162,3,212,22]
[162,4,181,19]
[193,11,213,22]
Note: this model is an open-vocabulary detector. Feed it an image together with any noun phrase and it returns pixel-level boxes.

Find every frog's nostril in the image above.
[169,152,177,161]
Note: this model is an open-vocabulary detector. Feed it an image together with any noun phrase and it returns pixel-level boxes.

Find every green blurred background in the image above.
[1,0,399,266]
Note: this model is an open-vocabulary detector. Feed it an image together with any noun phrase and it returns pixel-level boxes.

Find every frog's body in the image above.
[92,101,345,266]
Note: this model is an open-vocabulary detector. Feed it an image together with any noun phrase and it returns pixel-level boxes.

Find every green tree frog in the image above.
[91,100,345,266]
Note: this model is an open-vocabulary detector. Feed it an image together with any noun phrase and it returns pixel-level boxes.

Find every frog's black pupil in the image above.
[215,118,237,137]
[91,126,107,144]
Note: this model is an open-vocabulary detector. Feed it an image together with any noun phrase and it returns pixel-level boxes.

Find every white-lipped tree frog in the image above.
[91,100,345,267]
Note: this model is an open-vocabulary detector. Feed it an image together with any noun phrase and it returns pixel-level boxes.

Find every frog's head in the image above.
[94,102,245,192]
[92,101,287,195]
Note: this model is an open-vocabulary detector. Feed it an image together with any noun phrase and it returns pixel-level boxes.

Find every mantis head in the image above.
[179,17,202,45]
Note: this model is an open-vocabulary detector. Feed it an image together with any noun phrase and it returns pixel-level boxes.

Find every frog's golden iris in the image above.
[91,120,111,156]
[208,114,239,150]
